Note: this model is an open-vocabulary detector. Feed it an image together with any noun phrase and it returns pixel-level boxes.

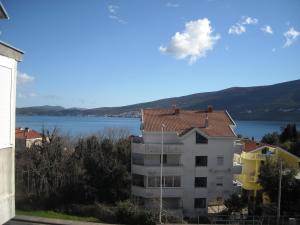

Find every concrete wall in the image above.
[0,54,17,224]
[0,147,15,223]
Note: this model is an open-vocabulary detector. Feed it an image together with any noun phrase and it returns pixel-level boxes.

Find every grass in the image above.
[16,210,101,222]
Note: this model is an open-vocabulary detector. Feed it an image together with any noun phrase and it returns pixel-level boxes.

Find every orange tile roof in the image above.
[16,128,42,140]
[142,108,236,137]
[243,140,271,152]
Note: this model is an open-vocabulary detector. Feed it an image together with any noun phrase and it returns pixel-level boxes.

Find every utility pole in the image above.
[277,160,282,225]
[159,123,166,224]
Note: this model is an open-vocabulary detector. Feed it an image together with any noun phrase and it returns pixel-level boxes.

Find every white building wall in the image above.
[132,128,237,217]
[0,54,17,224]
[180,131,235,216]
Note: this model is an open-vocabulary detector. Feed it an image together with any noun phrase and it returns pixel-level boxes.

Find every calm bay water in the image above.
[16,115,300,141]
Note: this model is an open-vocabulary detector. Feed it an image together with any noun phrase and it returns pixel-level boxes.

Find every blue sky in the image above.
[1,0,300,108]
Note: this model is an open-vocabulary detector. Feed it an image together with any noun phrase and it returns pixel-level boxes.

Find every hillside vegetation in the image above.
[17,79,300,121]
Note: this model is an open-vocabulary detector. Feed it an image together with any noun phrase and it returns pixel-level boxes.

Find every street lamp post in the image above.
[277,160,282,225]
[159,123,166,224]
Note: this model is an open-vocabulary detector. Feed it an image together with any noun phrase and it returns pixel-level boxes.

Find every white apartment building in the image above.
[131,107,242,217]
[0,3,24,224]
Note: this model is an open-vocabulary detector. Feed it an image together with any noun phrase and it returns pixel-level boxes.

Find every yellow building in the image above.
[235,140,300,199]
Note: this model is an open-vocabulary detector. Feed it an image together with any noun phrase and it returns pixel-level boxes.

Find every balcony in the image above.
[232,162,242,174]
[233,153,242,174]
[234,141,243,153]
[132,185,183,198]
[132,164,183,176]
[241,151,278,161]
[132,143,183,154]
[236,174,261,191]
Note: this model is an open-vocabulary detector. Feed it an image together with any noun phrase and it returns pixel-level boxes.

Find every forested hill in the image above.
[17,79,300,121]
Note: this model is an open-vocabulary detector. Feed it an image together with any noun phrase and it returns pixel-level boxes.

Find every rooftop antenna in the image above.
[205,113,209,128]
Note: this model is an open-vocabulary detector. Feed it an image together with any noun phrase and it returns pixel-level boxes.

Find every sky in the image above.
[1,0,300,108]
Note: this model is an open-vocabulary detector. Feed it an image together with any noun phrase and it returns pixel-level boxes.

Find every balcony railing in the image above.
[132,185,183,198]
[236,174,261,191]
[133,162,183,167]
[132,164,183,176]
[241,151,278,161]
[132,143,183,154]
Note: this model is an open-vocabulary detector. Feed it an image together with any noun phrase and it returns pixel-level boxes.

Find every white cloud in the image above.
[241,16,258,25]
[228,16,258,35]
[261,25,273,34]
[107,4,127,24]
[159,18,220,64]
[17,72,35,85]
[166,2,179,8]
[17,92,37,99]
[108,5,118,14]
[228,24,246,35]
[283,27,300,47]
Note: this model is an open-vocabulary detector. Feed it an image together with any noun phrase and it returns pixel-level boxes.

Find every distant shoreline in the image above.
[16,114,300,122]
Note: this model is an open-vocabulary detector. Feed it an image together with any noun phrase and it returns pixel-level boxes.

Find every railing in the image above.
[241,151,279,161]
[131,164,183,175]
[133,162,183,167]
[241,152,267,160]
[132,185,183,198]
[236,174,261,191]
[132,143,183,154]
[159,214,300,224]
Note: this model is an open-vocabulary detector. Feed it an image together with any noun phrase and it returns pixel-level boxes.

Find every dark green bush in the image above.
[116,200,156,225]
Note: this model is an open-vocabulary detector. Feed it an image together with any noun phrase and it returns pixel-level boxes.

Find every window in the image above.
[195,177,207,188]
[132,153,144,165]
[164,176,173,187]
[160,154,167,164]
[195,156,208,167]
[147,176,181,188]
[196,132,208,144]
[216,177,223,186]
[132,174,144,187]
[217,156,224,166]
[147,176,156,187]
[147,176,161,187]
[194,198,206,208]
[174,176,181,187]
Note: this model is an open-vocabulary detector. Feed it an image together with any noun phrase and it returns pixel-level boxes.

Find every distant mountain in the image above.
[17,105,65,115]
[17,79,300,121]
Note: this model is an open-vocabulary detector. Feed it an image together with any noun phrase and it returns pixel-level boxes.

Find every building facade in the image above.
[235,140,300,201]
[0,3,24,224]
[131,107,242,217]
[15,128,42,151]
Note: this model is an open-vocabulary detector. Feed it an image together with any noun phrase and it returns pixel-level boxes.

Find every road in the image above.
[5,220,50,225]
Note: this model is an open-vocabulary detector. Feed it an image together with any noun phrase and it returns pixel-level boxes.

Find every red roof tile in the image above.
[142,108,236,137]
[243,140,271,152]
[16,128,42,140]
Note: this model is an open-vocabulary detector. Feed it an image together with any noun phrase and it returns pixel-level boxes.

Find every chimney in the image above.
[172,104,180,115]
[207,105,213,113]
[205,114,209,128]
